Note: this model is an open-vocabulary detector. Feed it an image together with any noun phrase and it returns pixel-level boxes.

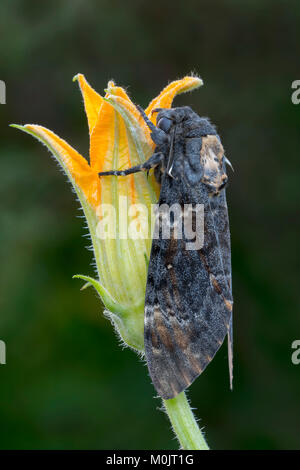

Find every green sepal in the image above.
[73,275,128,316]
[73,274,145,352]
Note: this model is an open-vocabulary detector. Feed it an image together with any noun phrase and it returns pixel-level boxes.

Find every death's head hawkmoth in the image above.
[99,105,233,400]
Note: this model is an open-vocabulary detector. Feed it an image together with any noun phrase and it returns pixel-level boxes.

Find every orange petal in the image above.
[89,81,135,172]
[90,99,116,173]
[106,94,160,199]
[106,95,154,158]
[105,80,133,103]
[146,76,203,123]
[91,81,159,199]
[112,112,136,205]
[92,106,152,305]
[15,124,101,209]
[73,74,103,134]
[90,81,137,172]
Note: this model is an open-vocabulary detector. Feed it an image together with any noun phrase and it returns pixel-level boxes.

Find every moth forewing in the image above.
[183,204,204,251]
[143,107,233,399]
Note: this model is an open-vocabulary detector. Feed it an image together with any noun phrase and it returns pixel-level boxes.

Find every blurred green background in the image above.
[0,0,300,450]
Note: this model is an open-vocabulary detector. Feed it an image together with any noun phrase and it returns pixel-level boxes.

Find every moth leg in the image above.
[98,152,164,177]
[136,105,168,146]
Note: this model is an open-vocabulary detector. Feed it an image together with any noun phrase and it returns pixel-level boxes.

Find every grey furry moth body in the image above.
[99,106,233,399]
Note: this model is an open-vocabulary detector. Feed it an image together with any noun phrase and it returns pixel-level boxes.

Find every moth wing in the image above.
[144,182,232,399]
[209,191,233,388]
[228,317,233,389]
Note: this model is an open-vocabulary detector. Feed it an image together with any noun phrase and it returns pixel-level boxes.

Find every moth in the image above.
[99,106,233,400]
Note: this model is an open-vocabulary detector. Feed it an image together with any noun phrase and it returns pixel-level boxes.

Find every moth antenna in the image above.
[137,104,168,146]
[136,104,157,132]
[150,107,163,116]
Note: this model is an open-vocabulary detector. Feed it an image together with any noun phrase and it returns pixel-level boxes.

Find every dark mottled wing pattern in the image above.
[208,190,233,388]
[144,150,233,400]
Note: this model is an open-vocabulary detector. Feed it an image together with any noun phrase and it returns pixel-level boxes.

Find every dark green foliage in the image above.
[0,0,300,450]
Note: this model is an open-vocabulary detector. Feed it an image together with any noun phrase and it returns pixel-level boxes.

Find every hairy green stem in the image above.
[163,391,209,450]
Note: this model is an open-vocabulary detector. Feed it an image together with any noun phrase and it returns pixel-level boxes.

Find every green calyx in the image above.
[73,274,145,352]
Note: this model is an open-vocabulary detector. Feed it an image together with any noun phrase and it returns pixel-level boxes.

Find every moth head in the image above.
[152,106,195,134]
[152,108,174,134]
[200,135,228,196]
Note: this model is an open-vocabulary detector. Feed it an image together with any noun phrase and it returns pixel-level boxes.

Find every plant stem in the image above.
[162,391,209,450]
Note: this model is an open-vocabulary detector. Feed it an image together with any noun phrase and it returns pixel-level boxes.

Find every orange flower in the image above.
[12,74,203,350]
